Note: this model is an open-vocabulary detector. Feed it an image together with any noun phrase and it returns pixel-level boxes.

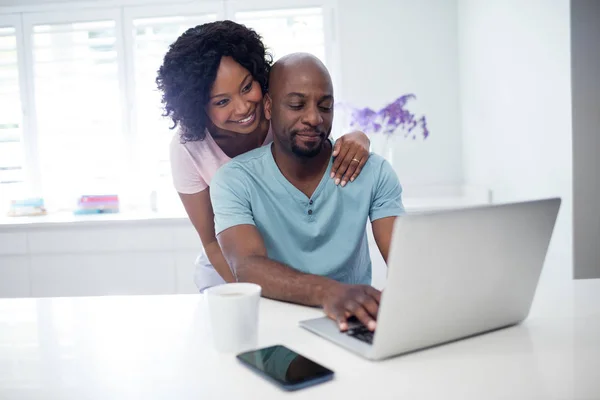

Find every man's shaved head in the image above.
[269,53,332,97]
[265,53,334,158]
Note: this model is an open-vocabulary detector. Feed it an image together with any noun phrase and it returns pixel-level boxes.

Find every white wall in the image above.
[459,0,573,288]
[337,0,463,190]
[571,0,600,279]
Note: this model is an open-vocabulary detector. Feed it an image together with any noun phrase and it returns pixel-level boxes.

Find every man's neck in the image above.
[272,141,332,197]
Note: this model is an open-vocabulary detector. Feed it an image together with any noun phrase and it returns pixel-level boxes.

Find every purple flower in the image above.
[342,94,429,139]
[349,107,381,133]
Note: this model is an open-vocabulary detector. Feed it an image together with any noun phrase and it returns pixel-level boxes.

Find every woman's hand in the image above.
[331,131,371,187]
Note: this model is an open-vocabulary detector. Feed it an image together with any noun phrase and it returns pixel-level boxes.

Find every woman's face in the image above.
[206,56,264,135]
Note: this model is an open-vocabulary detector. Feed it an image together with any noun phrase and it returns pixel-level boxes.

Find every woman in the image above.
[156,20,371,292]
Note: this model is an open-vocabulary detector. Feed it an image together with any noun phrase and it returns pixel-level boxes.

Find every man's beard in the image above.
[290,130,329,158]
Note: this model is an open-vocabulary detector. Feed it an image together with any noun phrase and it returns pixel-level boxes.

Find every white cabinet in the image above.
[0,232,27,256]
[0,218,201,298]
[30,252,177,297]
[175,251,201,294]
[0,256,30,297]
[28,226,174,254]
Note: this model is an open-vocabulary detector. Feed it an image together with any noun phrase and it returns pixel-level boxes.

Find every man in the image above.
[210,53,404,331]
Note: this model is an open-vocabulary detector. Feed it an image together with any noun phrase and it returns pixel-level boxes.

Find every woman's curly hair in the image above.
[156,20,272,142]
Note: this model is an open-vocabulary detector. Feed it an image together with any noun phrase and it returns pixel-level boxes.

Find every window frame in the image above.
[0,13,34,202]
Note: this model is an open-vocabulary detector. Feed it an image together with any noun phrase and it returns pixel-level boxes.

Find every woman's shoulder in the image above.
[170,130,204,152]
[170,129,226,159]
[170,129,231,185]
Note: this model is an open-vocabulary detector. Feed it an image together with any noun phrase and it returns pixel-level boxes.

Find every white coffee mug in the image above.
[204,282,261,353]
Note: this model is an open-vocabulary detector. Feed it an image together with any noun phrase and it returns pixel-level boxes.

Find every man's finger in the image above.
[345,300,376,331]
[356,294,379,320]
[365,286,382,303]
[327,307,349,331]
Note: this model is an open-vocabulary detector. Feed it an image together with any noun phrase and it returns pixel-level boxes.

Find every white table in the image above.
[1,280,599,400]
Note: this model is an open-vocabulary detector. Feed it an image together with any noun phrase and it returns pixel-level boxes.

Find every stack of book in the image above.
[7,198,47,217]
[74,195,120,215]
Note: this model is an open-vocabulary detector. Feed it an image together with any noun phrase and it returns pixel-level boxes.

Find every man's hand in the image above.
[321,283,382,332]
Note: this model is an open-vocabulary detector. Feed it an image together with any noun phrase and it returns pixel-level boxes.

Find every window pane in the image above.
[32,20,124,210]
[0,26,26,212]
[235,7,326,64]
[132,14,216,209]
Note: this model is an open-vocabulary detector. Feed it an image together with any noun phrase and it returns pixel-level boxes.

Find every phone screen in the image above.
[237,345,334,387]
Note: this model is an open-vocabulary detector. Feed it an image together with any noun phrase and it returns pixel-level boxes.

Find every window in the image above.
[131,14,217,198]
[235,7,326,64]
[0,1,333,215]
[0,26,25,211]
[31,19,125,210]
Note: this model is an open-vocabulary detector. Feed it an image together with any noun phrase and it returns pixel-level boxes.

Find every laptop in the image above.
[299,198,561,361]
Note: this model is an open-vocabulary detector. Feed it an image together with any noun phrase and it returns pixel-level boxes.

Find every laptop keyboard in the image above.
[346,325,374,344]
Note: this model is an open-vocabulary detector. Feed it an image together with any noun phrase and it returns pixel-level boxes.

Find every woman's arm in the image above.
[178,189,236,283]
[330,130,371,187]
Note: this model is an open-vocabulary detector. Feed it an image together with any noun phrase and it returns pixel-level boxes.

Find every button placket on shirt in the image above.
[307,199,315,221]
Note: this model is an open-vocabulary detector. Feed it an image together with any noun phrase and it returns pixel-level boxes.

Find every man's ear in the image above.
[264,93,272,121]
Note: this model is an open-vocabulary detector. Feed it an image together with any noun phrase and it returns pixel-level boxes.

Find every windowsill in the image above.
[0,209,191,229]
[0,195,490,230]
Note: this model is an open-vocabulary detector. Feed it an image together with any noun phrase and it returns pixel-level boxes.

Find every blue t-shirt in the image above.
[210,144,404,285]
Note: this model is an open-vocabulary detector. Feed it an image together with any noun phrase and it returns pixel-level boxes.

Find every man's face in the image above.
[265,61,334,158]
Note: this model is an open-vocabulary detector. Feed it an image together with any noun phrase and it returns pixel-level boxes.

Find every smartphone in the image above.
[236,345,334,391]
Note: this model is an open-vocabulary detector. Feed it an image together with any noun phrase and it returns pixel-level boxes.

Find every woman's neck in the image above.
[210,117,270,158]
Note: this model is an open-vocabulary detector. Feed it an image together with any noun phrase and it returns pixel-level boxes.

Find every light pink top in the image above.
[170,127,273,194]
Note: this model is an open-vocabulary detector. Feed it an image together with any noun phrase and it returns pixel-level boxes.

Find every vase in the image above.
[371,135,395,167]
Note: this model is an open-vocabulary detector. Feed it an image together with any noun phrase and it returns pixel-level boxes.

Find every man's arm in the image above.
[371,216,397,263]
[369,157,404,263]
[210,164,333,305]
[217,224,335,306]
[218,224,381,330]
